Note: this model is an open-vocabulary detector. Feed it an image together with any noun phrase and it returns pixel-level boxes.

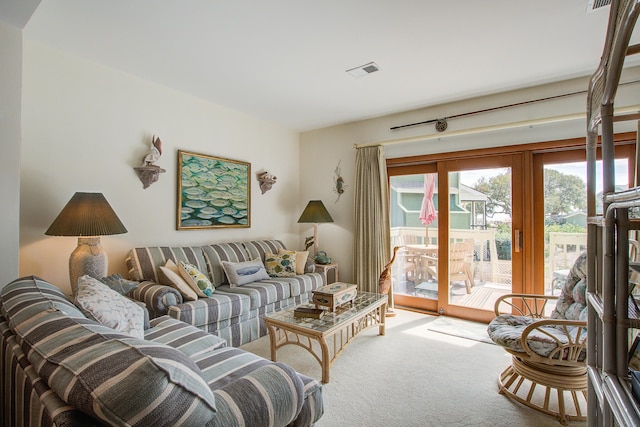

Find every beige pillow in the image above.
[278,249,309,275]
[159,260,198,301]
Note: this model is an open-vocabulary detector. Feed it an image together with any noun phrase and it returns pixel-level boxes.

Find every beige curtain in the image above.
[354,146,391,299]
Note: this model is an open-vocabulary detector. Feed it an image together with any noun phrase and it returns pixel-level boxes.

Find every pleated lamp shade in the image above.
[45,192,127,296]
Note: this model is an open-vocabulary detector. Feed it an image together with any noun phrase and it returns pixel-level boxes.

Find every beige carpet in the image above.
[241,309,586,427]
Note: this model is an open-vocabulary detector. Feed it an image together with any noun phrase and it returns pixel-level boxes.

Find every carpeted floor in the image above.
[241,309,586,427]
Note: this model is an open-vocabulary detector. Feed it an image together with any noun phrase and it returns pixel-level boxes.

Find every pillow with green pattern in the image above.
[265,252,296,277]
[179,261,215,297]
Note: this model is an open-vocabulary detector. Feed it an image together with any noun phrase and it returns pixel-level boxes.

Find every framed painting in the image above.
[177,150,251,229]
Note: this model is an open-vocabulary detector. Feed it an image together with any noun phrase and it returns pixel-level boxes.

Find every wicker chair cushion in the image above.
[487,251,587,359]
[487,313,586,359]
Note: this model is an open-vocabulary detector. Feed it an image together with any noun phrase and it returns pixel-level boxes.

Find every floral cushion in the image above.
[264,252,296,277]
[487,251,587,359]
[551,251,587,320]
[278,249,309,275]
[179,261,215,297]
[487,314,586,360]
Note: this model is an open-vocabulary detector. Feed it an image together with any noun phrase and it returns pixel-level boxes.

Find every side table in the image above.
[314,263,338,284]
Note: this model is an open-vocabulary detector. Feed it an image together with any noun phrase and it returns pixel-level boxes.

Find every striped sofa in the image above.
[0,276,324,427]
[126,240,326,347]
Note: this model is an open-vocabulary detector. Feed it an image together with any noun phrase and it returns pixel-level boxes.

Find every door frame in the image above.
[387,132,637,322]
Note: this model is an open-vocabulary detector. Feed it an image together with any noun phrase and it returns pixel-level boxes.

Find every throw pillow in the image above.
[99,273,139,295]
[159,259,198,301]
[222,258,270,287]
[264,252,296,277]
[179,261,215,297]
[74,275,145,339]
[278,249,309,275]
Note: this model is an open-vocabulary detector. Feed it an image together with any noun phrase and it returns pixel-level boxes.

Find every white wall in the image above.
[300,68,640,283]
[0,22,22,288]
[20,41,303,295]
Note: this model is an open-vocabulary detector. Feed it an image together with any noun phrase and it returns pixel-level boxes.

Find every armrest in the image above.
[212,362,305,427]
[494,293,558,317]
[128,281,183,318]
[520,318,587,364]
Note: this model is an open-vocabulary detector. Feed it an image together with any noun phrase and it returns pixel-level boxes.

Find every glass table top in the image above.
[264,291,387,333]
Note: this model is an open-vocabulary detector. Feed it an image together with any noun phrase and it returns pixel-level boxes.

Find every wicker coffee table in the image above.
[263,291,387,383]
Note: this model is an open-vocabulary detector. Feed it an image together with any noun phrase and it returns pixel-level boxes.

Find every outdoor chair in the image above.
[423,240,475,293]
[487,251,587,425]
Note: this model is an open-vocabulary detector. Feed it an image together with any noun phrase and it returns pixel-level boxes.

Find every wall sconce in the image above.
[134,135,166,188]
[257,171,277,194]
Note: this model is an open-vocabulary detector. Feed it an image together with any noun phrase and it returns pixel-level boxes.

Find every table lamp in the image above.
[45,192,127,296]
[297,200,333,255]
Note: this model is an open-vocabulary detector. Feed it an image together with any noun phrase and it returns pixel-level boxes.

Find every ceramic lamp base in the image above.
[69,237,108,297]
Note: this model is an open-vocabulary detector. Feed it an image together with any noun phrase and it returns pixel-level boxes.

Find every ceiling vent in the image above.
[587,0,611,12]
[346,62,380,78]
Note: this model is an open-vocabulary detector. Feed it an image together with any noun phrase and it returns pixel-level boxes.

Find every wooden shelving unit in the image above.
[587,1,640,425]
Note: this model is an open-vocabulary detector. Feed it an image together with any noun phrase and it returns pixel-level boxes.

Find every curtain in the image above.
[354,146,391,299]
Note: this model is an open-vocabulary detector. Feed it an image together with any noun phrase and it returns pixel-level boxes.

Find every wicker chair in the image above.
[487,252,587,425]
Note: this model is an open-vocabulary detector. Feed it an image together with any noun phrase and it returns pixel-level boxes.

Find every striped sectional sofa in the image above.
[126,240,326,347]
[0,276,324,427]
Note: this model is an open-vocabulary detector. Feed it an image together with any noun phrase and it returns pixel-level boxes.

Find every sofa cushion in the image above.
[0,276,87,326]
[216,280,292,310]
[202,242,253,286]
[222,258,270,286]
[13,308,218,426]
[265,252,297,277]
[193,346,305,426]
[159,259,198,301]
[167,290,251,329]
[179,261,215,297]
[126,246,209,283]
[74,275,145,339]
[146,315,227,357]
[243,240,287,262]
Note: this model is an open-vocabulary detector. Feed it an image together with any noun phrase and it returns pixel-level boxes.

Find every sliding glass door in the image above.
[388,133,637,323]
[389,155,524,322]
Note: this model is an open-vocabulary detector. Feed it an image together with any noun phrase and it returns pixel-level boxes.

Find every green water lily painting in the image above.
[177,150,250,229]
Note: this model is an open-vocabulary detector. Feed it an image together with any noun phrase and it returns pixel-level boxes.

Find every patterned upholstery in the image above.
[487,252,588,358]
[0,276,324,427]
[126,240,325,347]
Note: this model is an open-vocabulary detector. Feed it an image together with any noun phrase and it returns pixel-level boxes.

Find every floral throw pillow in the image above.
[264,252,296,277]
[179,261,215,297]
[278,249,309,275]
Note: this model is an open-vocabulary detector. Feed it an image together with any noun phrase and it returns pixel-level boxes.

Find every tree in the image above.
[472,169,586,218]
[543,169,586,216]
[474,172,511,218]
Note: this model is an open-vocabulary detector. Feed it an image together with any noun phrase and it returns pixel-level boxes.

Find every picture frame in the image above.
[177,150,250,229]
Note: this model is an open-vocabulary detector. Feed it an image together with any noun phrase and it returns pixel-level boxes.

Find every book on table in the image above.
[294,307,325,319]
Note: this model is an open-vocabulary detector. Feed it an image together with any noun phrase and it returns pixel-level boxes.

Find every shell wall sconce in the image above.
[257,171,277,194]
[134,135,166,189]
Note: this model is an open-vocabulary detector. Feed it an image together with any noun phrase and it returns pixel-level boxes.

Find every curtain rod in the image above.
[389,79,640,131]
[353,105,640,149]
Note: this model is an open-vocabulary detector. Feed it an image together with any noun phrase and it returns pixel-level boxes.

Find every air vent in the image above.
[346,62,380,78]
[587,0,611,12]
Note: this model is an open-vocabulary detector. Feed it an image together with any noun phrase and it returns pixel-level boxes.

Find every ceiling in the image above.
[5,1,640,132]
